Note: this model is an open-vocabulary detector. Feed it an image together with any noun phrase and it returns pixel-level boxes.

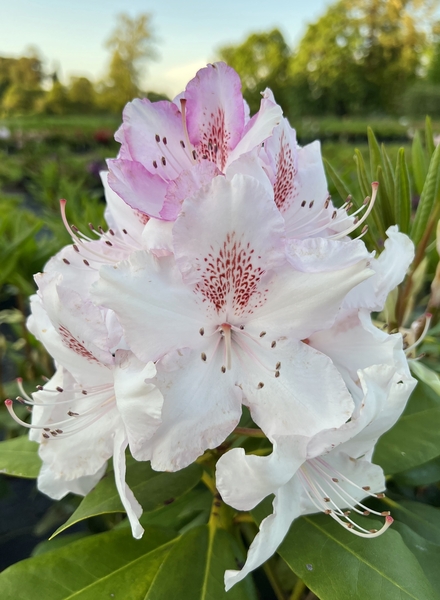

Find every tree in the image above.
[289,0,434,115]
[67,77,96,113]
[99,12,158,113]
[218,29,293,114]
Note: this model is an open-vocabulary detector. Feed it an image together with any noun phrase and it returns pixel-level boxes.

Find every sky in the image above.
[1,0,333,97]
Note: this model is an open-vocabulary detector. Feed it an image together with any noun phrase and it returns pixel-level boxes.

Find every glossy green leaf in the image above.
[367,127,382,183]
[0,526,178,600]
[393,455,440,486]
[142,525,257,600]
[394,147,411,234]
[279,514,439,600]
[52,461,202,537]
[410,361,440,396]
[411,131,427,196]
[381,143,395,203]
[394,522,440,593]
[390,499,440,546]
[376,164,394,227]
[373,406,440,474]
[411,143,440,246]
[0,435,41,478]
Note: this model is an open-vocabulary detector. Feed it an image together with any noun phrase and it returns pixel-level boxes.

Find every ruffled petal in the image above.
[287,236,372,273]
[173,174,286,289]
[113,350,163,458]
[120,98,189,177]
[224,476,303,591]
[185,62,245,171]
[238,339,354,438]
[37,462,107,500]
[227,89,283,166]
[93,252,203,362]
[141,218,174,257]
[216,436,308,511]
[100,171,147,239]
[107,158,168,219]
[344,226,414,311]
[140,346,242,471]
[113,429,144,539]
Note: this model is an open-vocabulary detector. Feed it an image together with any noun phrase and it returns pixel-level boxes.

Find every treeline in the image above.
[218,0,440,118]
[0,13,167,117]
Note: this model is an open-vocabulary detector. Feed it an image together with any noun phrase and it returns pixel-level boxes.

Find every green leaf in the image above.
[425,116,436,158]
[381,143,395,203]
[0,526,178,600]
[141,525,257,599]
[411,143,440,246]
[411,131,427,196]
[323,158,353,205]
[409,361,440,396]
[52,461,202,538]
[394,148,411,234]
[367,127,382,184]
[0,435,41,478]
[390,500,440,545]
[376,164,394,227]
[279,514,440,600]
[393,455,440,486]
[394,522,440,593]
[373,406,440,474]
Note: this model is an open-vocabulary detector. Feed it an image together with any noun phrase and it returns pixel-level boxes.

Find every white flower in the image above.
[93,173,372,471]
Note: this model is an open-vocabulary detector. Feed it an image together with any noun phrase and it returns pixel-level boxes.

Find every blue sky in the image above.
[1,0,333,96]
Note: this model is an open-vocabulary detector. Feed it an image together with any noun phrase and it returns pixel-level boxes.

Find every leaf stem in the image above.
[290,578,307,600]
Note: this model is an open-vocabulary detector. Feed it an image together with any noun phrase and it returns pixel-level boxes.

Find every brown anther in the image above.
[324,509,332,515]
[43,433,50,439]
[239,325,245,330]
[199,327,204,336]
[56,429,63,434]
[363,510,370,516]
[369,529,378,534]
[362,486,371,491]
[50,431,58,436]
[122,229,128,234]
[257,382,264,388]
[324,198,330,209]
[82,390,88,395]
[63,258,70,265]
[43,428,51,432]
[221,366,226,373]
[68,411,79,417]
[323,497,331,502]
[259,331,266,337]
[301,200,306,207]
[73,245,80,253]
[162,137,167,145]
[88,223,95,231]
[105,240,113,246]
[109,229,115,236]
[161,156,167,166]
[155,134,160,142]
[361,225,368,234]
[332,478,339,482]
[275,371,280,378]
[271,341,276,348]
[344,511,351,516]
[201,353,207,361]
[16,396,24,403]
[192,150,197,160]
[153,160,158,168]
[180,140,185,148]
[332,210,337,219]
[353,216,359,224]
[36,385,44,391]
[309,200,314,208]
[83,259,90,266]
[275,362,281,369]
[363,195,370,205]
[381,511,391,516]
[347,523,353,529]
[56,386,64,393]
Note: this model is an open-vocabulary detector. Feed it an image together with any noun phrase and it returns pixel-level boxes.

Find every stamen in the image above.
[405,313,432,355]
[221,324,232,370]
[330,182,378,241]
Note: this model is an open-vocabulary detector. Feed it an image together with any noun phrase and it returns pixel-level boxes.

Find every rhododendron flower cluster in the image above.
[7,62,416,588]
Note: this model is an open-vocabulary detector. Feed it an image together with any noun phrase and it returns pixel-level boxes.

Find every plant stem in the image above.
[290,579,307,600]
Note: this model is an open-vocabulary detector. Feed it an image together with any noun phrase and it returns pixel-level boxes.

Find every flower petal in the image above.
[107,158,168,219]
[224,476,303,591]
[113,429,144,539]
[37,462,107,500]
[93,252,203,362]
[100,171,147,239]
[140,347,242,470]
[185,62,245,171]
